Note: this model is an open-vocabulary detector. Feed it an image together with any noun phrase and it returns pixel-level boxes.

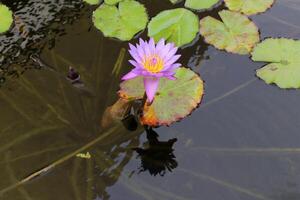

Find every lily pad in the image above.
[119,67,204,126]
[83,0,101,5]
[224,0,274,15]
[148,8,199,47]
[185,0,219,10]
[0,4,13,34]
[252,38,300,88]
[104,0,123,5]
[92,0,148,41]
[200,10,259,55]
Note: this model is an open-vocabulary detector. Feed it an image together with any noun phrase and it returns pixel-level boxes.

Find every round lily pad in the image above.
[0,4,13,34]
[119,67,204,126]
[148,8,199,47]
[199,10,260,55]
[185,0,220,10]
[92,0,148,41]
[224,0,274,15]
[104,0,123,5]
[252,38,300,89]
[83,0,101,5]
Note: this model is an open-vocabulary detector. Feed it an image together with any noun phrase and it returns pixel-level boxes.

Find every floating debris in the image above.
[76,152,91,159]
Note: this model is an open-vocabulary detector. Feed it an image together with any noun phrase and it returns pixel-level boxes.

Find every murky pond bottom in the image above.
[1,0,300,200]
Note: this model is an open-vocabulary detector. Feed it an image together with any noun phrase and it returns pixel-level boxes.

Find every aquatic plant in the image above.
[169,0,220,10]
[0,4,13,34]
[120,69,203,127]
[184,0,220,10]
[252,38,300,88]
[92,0,148,41]
[200,10,260,55]
[148,8,199,47]
[104,0,123,5]
[1,0,299,127]
[122,38,181,102]
[118,38,204,126]
[224,0,275,15]
[0,1,300,198]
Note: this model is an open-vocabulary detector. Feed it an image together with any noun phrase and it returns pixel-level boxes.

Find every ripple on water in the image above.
[0,0,84,80]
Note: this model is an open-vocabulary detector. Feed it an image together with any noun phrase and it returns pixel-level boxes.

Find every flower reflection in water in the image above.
[133,127,178,176]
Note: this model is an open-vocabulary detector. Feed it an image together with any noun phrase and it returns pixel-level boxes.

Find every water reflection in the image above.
[134,128,178,176]
[0,0,84,81]
[2,0,300,199]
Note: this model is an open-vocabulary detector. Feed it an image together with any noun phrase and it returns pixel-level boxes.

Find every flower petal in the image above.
[166,75,176,80]
[129,43,136,51]
[149,38,156,54]
[129,44,142,63]
[139,38,145,46]
[122,71,139,80]
[139,38,147,52]
[144,77,160,102]
[162,70,176,76]
[159,43,173,59]
[164,55,181,67]
[156,38,165,51]
[163,63,181,71]
[163,46,178,61]
[136,44,145,63]
[129,59,143,68]
[142,39,152,57]
[144,43,151,57]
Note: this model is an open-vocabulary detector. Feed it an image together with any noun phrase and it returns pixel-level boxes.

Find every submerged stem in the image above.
[0,125,120,195]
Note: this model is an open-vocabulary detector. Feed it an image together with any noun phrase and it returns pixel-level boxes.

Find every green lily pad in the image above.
[92,0,148,41]
[104,0,123,5]
[200,10,259,55]
[83,0,101,5]
[224,0,274,15]
[252,38,300,88]
[185,0,219,10]
[0,4,13,34]
[148,8,199,47]
[119,67,204,126]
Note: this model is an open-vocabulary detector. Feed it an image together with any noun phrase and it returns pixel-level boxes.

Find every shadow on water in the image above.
[1,0,300,199]
[133,127,178,176]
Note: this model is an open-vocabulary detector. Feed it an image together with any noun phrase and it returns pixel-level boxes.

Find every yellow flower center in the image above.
[143,55,164,73]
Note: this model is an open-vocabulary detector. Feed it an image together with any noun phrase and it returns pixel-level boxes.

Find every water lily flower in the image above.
[122,38,181,102]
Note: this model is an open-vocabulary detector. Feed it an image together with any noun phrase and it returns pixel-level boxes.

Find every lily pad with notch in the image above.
[200,10,260,55]
[119,67,204,127]
[92,0,148,41]
[147,8,199,47]
[251,38,300,88]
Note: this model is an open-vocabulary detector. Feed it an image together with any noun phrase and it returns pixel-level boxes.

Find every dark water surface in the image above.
[1,0,300,199]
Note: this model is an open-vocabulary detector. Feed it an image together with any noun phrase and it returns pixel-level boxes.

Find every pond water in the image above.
[1,0,300,199]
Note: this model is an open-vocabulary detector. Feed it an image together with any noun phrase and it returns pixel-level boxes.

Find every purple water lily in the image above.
[122,38,181,102]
